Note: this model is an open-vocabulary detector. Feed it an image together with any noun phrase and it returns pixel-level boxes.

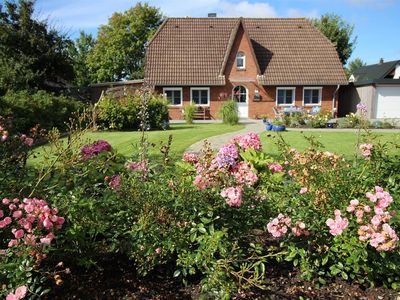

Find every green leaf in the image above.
[173,270,181,277]
[341,272,348,280]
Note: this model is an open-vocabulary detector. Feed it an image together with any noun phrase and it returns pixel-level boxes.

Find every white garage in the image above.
[375,86,400,118]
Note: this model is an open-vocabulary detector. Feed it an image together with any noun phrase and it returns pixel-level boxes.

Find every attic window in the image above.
[236,52,245,69]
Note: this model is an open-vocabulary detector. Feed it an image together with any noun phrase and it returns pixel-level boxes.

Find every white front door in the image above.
[233,85,248,118]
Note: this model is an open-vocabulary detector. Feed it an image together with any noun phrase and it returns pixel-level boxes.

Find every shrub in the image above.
[1,90,83,133]
[0,197,64,299]
[306,110,331,128]
[219,100,239,125]
[96,92,169,130]
[182,104,196,124]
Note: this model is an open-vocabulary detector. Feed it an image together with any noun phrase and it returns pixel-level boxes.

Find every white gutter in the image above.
[332,84,340,117]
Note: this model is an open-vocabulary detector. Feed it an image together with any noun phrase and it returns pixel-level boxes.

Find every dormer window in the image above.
[236,52,245,69]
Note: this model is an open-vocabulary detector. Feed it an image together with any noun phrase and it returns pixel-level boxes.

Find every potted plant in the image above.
[271,120,286,131]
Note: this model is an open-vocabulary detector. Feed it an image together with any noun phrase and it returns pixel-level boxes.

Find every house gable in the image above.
[224,22,260,83]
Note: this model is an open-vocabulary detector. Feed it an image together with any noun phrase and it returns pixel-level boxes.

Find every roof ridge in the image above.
[167,17,307,20]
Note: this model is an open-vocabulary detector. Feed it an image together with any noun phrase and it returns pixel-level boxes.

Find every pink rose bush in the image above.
[348,187,398,252]
[1,197,64,249]
[191,133,261,207]
[1,197,64,299]
[6,285,27,300]
[267,214,309,238]
[326,209,349,236]
[359,143,373,159]
[80,140,112,160]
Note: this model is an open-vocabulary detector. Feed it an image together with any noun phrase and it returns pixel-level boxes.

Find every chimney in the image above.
[379,58,384,64]
[208,13,217,18]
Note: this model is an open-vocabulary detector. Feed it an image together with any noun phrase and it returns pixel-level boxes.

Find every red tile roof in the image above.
[144,18,348,86]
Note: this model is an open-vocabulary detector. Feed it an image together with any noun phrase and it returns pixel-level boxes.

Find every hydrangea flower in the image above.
[232,162,258,187]
[182,152,199,164]
[231,132,262,151]
[213,143,239,169]
[220,186,242,207]
[268,163,283,173]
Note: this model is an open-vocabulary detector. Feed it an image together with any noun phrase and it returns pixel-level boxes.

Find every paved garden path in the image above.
[186,120,265,153]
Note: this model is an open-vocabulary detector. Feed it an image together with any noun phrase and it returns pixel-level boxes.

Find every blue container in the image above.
[272,125,286,131]
[266,124,273,131]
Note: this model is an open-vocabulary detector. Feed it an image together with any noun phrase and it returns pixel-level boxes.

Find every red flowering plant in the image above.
[0,197,64,298]
[0,116,38,193]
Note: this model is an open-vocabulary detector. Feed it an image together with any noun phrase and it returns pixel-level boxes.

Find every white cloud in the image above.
[286,8,319,18]
[35,0,279,37]
[219,1,277,17]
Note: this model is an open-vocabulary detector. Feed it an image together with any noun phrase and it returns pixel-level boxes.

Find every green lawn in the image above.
[30,123,244,164]
[260,130,400,159]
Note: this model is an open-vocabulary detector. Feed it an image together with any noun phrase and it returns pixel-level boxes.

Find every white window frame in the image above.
[190,87,210,107]
[236,52,246,69]
[163,87,183,107]
[302,87,322,106]
[232,85,248,103]
[276,87,296,106]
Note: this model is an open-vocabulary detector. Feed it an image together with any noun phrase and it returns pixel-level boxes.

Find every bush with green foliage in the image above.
[183,104,196,124]
[219,100,239,125]
[0,90,83,133]
[96,92,169,130]
[1,109,399,298]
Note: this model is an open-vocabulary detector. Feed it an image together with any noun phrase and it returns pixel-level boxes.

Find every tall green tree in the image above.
[312,13,356,65]
[87,2,163,83]
[346,57,366,78]
[68,31,96,87]
[0,0,74,94]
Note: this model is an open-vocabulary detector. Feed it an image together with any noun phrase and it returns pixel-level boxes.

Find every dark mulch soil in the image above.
[46,255,399,300]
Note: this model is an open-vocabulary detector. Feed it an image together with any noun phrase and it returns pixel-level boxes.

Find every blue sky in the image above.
[33,0,400,65]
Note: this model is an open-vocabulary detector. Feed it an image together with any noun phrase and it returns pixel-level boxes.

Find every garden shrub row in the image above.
[96,92,169,130]
[0,109,399,298]
[0,90,83,133]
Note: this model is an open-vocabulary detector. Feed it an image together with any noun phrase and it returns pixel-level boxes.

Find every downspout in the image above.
[332,84,340,118]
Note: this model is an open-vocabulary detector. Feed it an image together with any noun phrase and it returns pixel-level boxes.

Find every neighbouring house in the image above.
[144,16,347,120]
[340,59,400,119]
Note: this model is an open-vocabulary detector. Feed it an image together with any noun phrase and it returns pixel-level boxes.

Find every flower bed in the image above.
[1,112,399,298]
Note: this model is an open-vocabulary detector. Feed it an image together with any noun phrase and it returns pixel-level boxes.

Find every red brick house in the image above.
[144,17,347,120]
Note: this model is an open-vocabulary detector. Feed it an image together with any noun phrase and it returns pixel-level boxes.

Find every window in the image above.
[236,52,245,69]
[276,87,295,106]
[303,87,322,105]
[163,87,182,106]
[233,86,247,103]
[191,87,210,106]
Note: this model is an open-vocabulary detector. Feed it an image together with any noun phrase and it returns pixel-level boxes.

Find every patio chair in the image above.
[272,106,283,120]
[309,106,321,115]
